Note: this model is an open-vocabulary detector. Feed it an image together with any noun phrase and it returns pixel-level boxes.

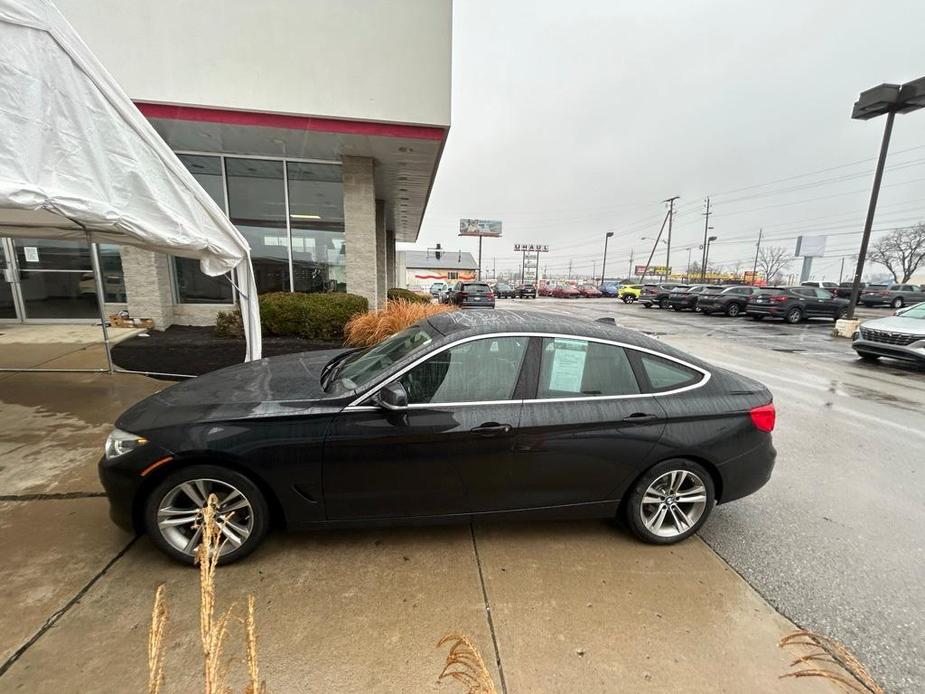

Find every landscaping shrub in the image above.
[213,292,368,341]
[387,287,432,304]
[344,299,456,347]
[215,308,244,338]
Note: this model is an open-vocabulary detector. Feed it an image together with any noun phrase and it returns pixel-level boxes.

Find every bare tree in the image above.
[757,246,791,283]
[868,223,925,283]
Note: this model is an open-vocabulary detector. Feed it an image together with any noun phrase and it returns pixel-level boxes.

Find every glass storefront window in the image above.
[97,244,126,302]
[226,157,289,293]
[175,154,234,303]
[287,162,346,292]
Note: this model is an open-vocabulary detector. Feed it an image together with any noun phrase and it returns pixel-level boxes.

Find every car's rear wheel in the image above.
[891,297,904,309]
[625,459,715,544]
[749,314,763,321]
[785,307,803,324]
[834,307,849,321]
[144,464,270,566]
[725,303,741,317]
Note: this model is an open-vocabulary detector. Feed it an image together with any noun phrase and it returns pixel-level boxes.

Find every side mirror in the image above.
[377,381,409,411]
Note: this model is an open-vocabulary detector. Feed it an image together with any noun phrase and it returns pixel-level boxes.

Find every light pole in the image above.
[702,235,718,281]
[600,231,614,284]
[845,77,925,319]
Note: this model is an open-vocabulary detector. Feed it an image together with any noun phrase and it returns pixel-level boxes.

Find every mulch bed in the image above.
[111,325,341,380]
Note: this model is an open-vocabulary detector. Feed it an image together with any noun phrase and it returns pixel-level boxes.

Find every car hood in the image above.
[116,348,351,432]
[860,315,925,336]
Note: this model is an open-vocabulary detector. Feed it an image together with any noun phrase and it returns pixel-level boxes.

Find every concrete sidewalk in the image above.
[0,345,842,693]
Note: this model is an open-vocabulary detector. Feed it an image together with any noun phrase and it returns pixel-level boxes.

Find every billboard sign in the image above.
[459,219,502,237]
[514,243,549,252]
[635,265,671,276]
[794,235,826,257]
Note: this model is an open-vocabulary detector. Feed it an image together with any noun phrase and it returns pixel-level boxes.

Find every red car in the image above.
[538,284,553,296]
[552,285,581,298]
[578,284,603,298]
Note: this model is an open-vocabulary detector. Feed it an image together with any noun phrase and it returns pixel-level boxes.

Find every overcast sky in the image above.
[404,0,925,282]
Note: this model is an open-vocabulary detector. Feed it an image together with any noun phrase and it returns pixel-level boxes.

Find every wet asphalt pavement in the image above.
[501,296,925,693]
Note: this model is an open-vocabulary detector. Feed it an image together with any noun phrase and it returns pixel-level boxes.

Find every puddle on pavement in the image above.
[828,380,921,411]
[772,347,806,353]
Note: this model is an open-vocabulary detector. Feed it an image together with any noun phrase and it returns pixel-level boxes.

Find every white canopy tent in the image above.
[0,0,262,370]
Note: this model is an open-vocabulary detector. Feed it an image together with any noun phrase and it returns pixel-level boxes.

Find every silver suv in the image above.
[853,302,925,365]
[859,283,925,309]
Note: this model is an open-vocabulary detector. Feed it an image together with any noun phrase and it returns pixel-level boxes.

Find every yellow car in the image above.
[619,284,642,303]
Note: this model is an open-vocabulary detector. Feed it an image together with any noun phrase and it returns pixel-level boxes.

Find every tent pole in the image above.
[88,238,114,374]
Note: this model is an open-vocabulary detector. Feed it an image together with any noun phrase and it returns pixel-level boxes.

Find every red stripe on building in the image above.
[134,102,446,141]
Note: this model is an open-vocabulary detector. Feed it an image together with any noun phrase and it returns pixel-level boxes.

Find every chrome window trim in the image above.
[345,331,711,410]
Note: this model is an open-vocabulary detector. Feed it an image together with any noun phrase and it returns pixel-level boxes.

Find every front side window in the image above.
[538,338,640,399]
[400,336,528,404]
[814,288,834,299]
[639,353,702,392]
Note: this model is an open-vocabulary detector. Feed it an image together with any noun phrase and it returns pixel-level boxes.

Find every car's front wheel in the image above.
[625,459,715,544]
[144,464,270,565]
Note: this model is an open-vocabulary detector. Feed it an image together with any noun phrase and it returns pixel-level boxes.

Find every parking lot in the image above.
[506,296,925,692]
[0,302,921,692]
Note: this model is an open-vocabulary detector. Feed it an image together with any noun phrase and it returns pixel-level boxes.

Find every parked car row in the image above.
[637,283,853,324]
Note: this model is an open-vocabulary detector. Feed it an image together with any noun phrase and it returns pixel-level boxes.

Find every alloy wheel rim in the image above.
[157,478,254,556]
[640,470,708,538]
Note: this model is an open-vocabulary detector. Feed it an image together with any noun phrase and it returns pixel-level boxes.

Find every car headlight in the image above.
[105,428,148,460]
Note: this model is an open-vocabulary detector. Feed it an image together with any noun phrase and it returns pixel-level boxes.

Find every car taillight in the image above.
[878,291,891,296]
[458,291,468,299]
[750,403,776,432]
[770,294,789,303]
[486,292,494,299]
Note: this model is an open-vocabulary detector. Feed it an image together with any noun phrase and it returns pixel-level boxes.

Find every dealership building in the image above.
[0,0,451,326]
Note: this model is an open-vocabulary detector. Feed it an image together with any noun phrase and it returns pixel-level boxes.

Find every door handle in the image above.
[622,413,658,424]
[471,423,512,436]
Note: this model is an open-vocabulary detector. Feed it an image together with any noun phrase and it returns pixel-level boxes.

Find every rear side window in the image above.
[638,354,703,392]
[538,338,640,398]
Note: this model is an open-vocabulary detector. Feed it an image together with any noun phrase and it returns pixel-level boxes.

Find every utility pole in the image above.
[686,247,693,282]
[838,257,846,284]
[592,260,596,283]
[664,196,679,281]
[628,248,634,278]
[701,196,712,280]
[639,209,671,283]
[600,231,614,285]
[568,259,573,279]
[751,228,762,285]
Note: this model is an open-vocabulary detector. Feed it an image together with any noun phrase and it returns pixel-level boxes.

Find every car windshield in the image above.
[899,303,925,319]
[325,325,433,393]
[463,283,491,294]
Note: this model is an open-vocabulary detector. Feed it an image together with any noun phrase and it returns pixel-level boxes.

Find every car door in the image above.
[322,335,530,520]
[465,336,666,514]
[810,287,839,316]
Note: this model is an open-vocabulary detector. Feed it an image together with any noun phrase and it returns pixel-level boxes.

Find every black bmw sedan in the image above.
[100,311,776,564]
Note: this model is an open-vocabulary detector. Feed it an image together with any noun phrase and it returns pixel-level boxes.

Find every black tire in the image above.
[659,297,670,310]
[749,314,764,321]
[701,310,712,316]
[143,464,270,566]
[856,352,880,362]
[891,297,904,309]
[624,459,716,545]
[725,303,741,317]
[834,307,849,321]
[642,303,651,309]
[785,307,803,324]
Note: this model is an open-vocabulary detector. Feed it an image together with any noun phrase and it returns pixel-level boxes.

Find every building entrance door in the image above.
[0,237,100,321]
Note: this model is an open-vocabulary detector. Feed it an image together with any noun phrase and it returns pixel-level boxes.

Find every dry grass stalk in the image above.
[197,493,237,694]
[779,629,883,693]
[437,633,498,694]
[243,595,267,694]
[147,584,168,694]
[344,299,456,347]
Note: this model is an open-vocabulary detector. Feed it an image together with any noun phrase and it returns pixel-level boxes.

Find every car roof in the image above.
[423,310,700,360]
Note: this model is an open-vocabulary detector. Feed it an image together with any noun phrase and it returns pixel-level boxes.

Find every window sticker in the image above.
[548,339,587,392]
